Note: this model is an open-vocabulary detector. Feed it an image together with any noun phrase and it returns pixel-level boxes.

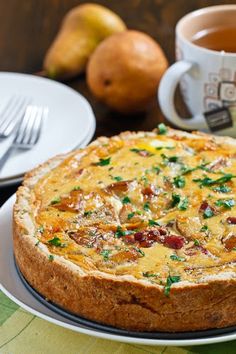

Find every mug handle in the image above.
[158,60,208,131]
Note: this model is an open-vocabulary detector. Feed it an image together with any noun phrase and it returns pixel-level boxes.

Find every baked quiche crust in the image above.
[13,127,236,332]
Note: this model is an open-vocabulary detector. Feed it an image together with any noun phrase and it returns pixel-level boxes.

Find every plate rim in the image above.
[0,72,96,180]
[1,194,236,346]
[0,115,96,187]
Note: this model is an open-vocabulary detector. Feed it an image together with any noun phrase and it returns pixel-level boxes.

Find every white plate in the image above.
[0,117,96,187]
[1,195,236,346]
[0,72,96,179]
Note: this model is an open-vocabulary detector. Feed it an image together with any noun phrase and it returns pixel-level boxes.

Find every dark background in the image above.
[0,0,234,203]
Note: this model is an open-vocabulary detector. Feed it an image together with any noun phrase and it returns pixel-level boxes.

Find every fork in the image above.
[0,105,48,173]
[0,95,32,139]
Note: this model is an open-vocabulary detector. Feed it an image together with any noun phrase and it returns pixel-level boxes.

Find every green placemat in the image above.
[0,291,235,354]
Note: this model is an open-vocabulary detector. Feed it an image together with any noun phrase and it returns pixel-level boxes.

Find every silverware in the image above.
[0,95,32,138]
[0,105,48,173]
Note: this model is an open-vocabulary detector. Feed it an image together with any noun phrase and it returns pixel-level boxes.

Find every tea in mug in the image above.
[192,25,236,53]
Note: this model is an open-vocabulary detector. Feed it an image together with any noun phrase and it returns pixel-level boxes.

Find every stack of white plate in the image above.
[0,73,96,187]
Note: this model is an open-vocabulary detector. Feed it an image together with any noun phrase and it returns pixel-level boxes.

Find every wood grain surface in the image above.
[0,0,234,204]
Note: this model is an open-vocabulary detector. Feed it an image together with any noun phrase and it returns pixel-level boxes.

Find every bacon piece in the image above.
[77,168,84,176]
[124,234,136,244]
[199,245,209,255]
[227,217,236,225]
[164,235,185,249]
[69,229,109,251]
[138,150,151,157]
[125,228,185,249]
[106,181,131,192]
[133,232,145,241]
[106,180,133,193]
[69,234,91,247]
[199,201,209,212]
[69,230,93,247]
[139,239,155,247]
[142,184,159,196]
[199,201,216,215]
[185,245,209,256]
[134,230,160,242]
[159,228,168,235]
[53,190,83,212]
[224,235,236,251]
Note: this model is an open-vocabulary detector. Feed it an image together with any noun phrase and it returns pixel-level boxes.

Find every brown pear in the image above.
[87,30,168,114]
[43,3,126,79]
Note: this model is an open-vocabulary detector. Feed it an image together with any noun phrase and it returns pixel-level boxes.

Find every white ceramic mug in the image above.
[158,5,236,137]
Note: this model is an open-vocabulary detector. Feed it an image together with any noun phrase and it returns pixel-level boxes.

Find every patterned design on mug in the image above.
[204,68,236,111]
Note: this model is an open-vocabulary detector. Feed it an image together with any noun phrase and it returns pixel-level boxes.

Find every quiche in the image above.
[13,126,236,332]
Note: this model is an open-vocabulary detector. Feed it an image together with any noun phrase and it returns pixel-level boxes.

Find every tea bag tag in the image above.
[204,107,233,132]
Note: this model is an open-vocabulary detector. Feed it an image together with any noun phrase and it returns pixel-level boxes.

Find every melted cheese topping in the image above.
[33,129,236,288]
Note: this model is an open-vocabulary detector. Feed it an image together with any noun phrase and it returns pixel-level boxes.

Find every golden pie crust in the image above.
[13,128,236,332]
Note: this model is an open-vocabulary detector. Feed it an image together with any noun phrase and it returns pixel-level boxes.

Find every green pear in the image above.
[43,3,126,79]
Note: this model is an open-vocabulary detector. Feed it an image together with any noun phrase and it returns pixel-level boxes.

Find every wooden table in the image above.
[0,0,233,206]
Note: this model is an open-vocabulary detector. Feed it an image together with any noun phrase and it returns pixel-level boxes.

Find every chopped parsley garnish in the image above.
[148,219,160,226]
[84,211,93,216]
[156,146,174,150]
[199,165,214,173]
[215,199,235,209]
[157,123,168,135]
[95,157,111,166]
[161,154,178,165]
[114,226,134,238]
[203,206,215,218]
[164,275,181,296]
[127,212,135,220]
[143,272,159,278]
[50,197,61,205]
[73,186,81,191]
[130,148,153,157]
[135,247,145,257]
[200,225,209,232]
[35,240,39,246]
[170,254,185,262]
[194,239,200,246]
[100,249,111,261]
[115,226,125,238]
[152,166,161,174]
[193,174,236,187]
[171,194,188,210]
[48,237,65,248]
[181,165,197,175]
[130,148,143,153]
[143,202,150,211]
[122,196,131,204]
[171,193,181,207]
[48,254,54,262]
[141,175,149,186]
[178,197,189,210]
[213,185,231,193]
[112,176,123,181]
[180,162,210,175]
[173,175,186,188]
